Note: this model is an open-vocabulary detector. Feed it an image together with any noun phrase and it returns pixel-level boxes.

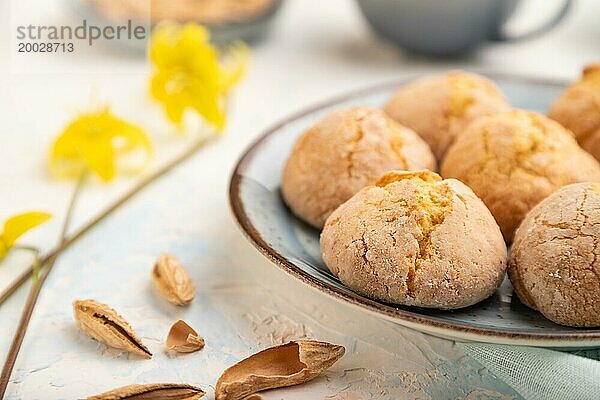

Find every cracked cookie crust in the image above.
[509,182,600,327]
[384,71,510,160]
[441,110,600,242]
[282,106,436,228]
[320,170,506,309]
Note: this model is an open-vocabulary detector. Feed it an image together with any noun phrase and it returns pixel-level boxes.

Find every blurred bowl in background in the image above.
[76,0,283,52]
[203,0,283,44]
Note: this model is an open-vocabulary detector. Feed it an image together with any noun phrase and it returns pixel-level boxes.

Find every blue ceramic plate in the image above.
[229,74,600,348]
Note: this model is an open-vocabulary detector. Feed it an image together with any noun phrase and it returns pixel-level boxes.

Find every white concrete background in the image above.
[0,0,598,398]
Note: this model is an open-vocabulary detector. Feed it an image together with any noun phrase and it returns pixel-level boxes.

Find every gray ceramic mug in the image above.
[356,0,573,56]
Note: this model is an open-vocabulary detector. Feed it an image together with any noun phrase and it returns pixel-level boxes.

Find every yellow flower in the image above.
[0,212,51,261]
[49,108,153,181]
[150,23,249,131]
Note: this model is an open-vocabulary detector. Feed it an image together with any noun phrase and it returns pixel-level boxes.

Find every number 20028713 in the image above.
[17,42,74,52]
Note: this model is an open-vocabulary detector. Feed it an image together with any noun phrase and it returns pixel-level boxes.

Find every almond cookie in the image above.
[384,71,509,160]
[282,107,436,228]
[549,63,600,161]
[509,183,600,327]
[320,170,506,309]
[441,110,600,241]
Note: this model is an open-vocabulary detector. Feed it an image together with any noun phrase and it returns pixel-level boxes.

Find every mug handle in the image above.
[493,0,573,41]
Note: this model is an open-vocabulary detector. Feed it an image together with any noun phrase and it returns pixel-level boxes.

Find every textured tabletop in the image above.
[1,0,598,398]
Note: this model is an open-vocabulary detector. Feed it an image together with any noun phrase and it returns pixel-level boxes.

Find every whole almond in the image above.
[152,253,195,306]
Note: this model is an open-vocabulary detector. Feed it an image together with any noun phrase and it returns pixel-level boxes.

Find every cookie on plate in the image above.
[509,182,600,327]
[549,63,600,161]
[320,170,506,309]
[282,106,436,228]
[441,110,600,241]
[384,71,509,160]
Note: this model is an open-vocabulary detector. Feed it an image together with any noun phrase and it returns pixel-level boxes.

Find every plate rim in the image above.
[229,73,600,347]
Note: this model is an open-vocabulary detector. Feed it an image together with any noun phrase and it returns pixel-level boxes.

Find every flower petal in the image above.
[149,22,247,131]
[0,242,8,260]
[49,122,88,179]
[1,211,51,248]
[110,120,154,174]
[164,97,186,125]
[49,109,152,181]
[189,88,225,131]
[82,138,115,181]
[111,120,153,154]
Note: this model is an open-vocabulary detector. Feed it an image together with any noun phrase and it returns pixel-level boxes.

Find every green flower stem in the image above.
[0,135,213,397]
[13,246,42,280]
[0,169,86,399]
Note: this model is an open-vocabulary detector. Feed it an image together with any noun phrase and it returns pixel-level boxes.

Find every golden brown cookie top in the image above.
[548,63,600,160]
[384,71,509,160]
[282,107,436,228]
[321,170,506,309]
[442,109,600,240]
[374,171,453,252]
[446,71,502,121]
